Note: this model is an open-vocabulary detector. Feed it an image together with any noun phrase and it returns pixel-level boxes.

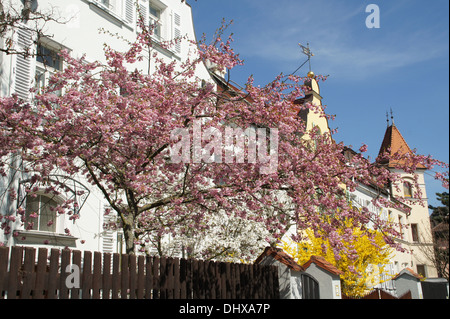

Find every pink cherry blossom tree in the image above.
[1,19,448,261]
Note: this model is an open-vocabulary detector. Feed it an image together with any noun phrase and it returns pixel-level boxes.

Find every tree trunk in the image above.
[121,214,136,255]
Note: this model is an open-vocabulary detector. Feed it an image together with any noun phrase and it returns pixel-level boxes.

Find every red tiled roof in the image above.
[302,255,344,276]
[392,268,424,280]
[378,124,425,169]
[254,247,304,272]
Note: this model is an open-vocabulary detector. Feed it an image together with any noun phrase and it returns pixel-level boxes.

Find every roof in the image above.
[254,247,304,272]
[378,124,425,169]
[393,268,424,280]
[254,247,344,277]
[302,255,344,276]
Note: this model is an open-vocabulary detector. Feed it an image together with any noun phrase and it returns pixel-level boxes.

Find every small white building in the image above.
[255,246,343,299]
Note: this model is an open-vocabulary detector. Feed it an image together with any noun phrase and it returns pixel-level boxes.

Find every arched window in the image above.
[301,274,320,299]
[403,181,413,198]
[25,194,58,232]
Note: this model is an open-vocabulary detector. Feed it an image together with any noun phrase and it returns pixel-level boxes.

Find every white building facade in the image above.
[0,0,213,254]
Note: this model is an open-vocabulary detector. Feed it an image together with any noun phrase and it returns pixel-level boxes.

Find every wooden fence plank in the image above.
[81,250,92,299]
[7,246,23,299]
[59,249,70,299]
[214,262,221,299]
[192,259,199,299]
[144,256,153,299]
[129,254,137,299]
[206,261,214,299]
[198,259,205,299]
[71,250,82,299]
[0,247,9,299]
[185,259,193,299]
[159,257,167,299]
[34,248,47,299]
[46,249,60,299]
[92,251,102,299]
[233,263,240,299]
[111,253,120,299]
[102,253,112,299]
[137,255,145,299]
[173,258,180,299]
[219,262,226,299]
[21,247,35,299]
[167,258,175,299]
[120,254,129,299]
[179,258,187,299]
[152,256,160,299]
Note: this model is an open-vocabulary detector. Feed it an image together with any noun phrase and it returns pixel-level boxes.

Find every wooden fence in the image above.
[343,288,412,299]
[0,246,280,299]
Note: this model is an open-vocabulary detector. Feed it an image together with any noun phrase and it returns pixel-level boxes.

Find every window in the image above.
[95,0,122,17]
[25,194,58,232]
[36,43,62,71]
[149,3,162,40]
[35,41,64,95]
[301,274,320,299]
[411,223,419,242]
[403,181,413,198]
[416,265,426,278]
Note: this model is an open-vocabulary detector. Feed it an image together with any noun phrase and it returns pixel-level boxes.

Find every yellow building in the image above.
[377,121,438,279]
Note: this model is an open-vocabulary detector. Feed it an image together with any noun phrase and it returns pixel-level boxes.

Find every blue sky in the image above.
[189,0,449,208]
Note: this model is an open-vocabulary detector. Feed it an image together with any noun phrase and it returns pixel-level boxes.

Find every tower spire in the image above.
[390,108,395,126]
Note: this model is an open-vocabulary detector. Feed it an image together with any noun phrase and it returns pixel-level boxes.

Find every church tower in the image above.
[294,71,331,137]
[378,119,437,278]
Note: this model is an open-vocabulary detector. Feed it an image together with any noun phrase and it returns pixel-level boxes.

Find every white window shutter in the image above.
[173,12,181,54]
[102,209,116,253]
[138,0,148,27]
[13,27,34,100]
[125,0,134,24]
